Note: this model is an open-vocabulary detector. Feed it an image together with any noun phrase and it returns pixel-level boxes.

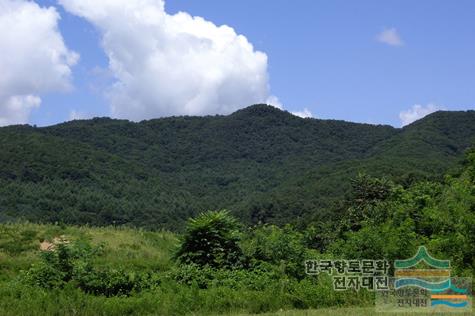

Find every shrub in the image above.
[21,239,157,296]
[21,260,66,289]
[168,262,282,290]
[21,240,98,288]
[175,210,245,269]
[242,225,310,279]
[73,263,159,296]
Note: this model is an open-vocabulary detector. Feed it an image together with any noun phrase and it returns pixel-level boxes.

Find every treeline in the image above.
[1,149,474,315]
[1,105,475,230]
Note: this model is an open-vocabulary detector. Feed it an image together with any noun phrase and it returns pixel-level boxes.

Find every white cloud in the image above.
[59,0,274,121]
[0,95,41,126]
[291,108,313,118]
[266,95,283,110]
[399,104,444,126]
[0,0,78,126]
[376,27,404,47]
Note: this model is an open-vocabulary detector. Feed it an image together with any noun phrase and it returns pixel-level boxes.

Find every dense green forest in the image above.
[1,148,474,315]
[1,104,475,230]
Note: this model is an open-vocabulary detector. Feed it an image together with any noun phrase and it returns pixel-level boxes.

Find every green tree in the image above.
[175,210,245,268]
[242,224,310,279]
[344,173,394,231]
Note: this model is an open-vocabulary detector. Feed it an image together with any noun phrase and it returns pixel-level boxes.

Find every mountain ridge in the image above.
[1,104,474,229]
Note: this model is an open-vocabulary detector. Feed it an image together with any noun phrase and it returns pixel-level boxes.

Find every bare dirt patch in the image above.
[39,235,70,251]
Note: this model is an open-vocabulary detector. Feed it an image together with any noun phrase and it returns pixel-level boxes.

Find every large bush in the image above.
[22,240,100,289]
[242,224,312,279]
[21,239,158,296]
[175,210,245,268]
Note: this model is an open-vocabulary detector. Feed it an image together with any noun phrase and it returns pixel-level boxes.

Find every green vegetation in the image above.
[1,105,475,229]
[329,149,475,278]
[0,223,373,316]
[175,210,245,268]
[1,105,474,314]
[1,149,474,315]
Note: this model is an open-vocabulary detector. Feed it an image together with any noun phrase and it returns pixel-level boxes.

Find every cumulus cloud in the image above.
[59,0,275,121]
[399,104,444,126]
[376,27,404,47]
[0,0,78,126]
[291,108,313,118]
[266,95,283,110]
[0,95,41,126]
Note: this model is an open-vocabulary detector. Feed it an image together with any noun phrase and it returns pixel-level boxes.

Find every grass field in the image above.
[0,222,369,315]
[0,222,178,279]
[0,223,472,316]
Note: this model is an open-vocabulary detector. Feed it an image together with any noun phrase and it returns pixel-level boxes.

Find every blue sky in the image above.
[5,0,475,127]
[164,0,475,125]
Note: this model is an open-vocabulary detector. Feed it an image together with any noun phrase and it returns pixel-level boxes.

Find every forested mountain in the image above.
[1,104,475,230]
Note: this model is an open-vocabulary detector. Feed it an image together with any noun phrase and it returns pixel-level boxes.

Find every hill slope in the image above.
[1,105,474,229]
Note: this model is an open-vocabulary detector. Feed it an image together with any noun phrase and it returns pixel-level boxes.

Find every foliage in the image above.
[22,240,99,288]
[0,226,38,255]
[175,210,245,269]
[1,148,475,313]
[329,152,475,277]
[21,239,162,296]
[73,264,161,296]
[304,221,339,253]
[242,224,312,279]
[1,105,474,229]
[343,173,395,231]
[0,223,371,315]
[167,262,282,290]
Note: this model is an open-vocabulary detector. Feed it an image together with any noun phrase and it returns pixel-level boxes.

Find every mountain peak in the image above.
[230,104,286,117]
[1,105,474,229]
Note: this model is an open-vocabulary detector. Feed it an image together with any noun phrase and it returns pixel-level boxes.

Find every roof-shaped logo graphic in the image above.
[395,246,450,269]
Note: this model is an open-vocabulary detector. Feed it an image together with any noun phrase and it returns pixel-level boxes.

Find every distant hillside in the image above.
[1,104,474,230]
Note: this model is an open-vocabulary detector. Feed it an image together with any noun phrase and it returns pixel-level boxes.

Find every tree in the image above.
[175,210,244,268]
[344,173,394,231]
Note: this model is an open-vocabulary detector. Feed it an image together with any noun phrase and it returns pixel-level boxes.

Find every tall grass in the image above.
[0,223,373,316]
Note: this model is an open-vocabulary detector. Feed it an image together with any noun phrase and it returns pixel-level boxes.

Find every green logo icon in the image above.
[395,246,450,269]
